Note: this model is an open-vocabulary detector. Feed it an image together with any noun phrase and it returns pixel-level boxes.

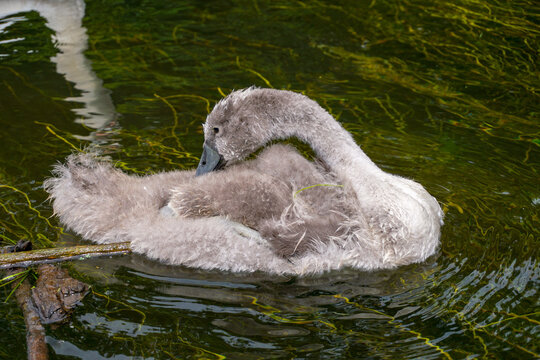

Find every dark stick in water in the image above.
[9,268,49,360]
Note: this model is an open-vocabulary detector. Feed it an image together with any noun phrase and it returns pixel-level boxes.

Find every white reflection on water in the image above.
[0,0,116,137]
[47,336,150,360]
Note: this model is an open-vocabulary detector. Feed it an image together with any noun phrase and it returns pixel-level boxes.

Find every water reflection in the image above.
[56,251,445,356]
[53,247,537,358]
[47,336,143,360]
[72,249,440,305]
[0,0,115,138]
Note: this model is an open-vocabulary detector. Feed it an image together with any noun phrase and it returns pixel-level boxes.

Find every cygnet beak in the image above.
[195,142,225,176]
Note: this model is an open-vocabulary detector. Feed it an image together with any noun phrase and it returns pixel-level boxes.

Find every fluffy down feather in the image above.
[45,88,443,275]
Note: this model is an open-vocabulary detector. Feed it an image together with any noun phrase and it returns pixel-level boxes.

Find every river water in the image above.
[0,0,538,358]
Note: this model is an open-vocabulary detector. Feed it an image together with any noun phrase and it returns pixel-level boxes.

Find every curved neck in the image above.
[275,101,384,183]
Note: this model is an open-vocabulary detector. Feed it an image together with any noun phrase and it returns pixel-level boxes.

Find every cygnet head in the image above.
[196,87,309,175]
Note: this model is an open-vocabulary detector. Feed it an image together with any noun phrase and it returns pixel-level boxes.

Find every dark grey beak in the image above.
[195,143,224,176]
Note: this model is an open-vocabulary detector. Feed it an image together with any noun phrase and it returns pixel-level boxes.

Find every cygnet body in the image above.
[45,87,443,275]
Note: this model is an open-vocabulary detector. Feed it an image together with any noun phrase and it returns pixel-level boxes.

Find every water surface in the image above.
[0,0,538,358]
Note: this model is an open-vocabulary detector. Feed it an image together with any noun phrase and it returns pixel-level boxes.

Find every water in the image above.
[0,0,538,358]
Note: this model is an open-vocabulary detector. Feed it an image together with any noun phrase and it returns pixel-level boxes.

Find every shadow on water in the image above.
[0,0,538,358]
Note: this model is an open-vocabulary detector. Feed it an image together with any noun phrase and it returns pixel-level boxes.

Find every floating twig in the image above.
[0,242,131,270]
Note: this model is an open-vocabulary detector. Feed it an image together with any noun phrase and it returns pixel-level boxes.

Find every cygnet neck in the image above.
[276,99,385,183]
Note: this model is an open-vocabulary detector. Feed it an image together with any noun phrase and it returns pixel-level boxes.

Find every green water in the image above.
[0,0,538,358]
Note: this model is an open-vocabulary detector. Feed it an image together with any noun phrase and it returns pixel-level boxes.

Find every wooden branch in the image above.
[8,269,48,360]
[2,240,95,359]
[0,242,131,269]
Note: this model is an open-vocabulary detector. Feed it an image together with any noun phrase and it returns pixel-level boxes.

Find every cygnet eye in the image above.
[213,127,220,134]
